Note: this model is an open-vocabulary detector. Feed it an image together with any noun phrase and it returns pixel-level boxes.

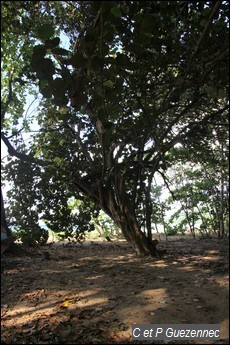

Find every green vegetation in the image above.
[1,1,229,255]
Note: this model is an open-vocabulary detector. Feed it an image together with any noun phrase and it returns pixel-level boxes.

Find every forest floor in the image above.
[1,236,229,344]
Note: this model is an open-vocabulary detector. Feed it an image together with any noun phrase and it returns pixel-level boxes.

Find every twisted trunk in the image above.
[101,188,162,257]
[117,217,158,257]
[74,160,164,257]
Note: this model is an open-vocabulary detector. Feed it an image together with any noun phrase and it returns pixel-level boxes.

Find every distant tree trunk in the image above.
[160,204,168,241]
[95,222,105,236]
[154,222,162,241]
[1,187,12,237]
[196,204,209,236]
[144,178,153,244]
[218,142,225,239]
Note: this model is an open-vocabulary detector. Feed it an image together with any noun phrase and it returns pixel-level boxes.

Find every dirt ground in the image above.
[1,236,229,344]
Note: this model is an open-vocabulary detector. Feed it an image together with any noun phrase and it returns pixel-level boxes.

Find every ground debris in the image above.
[1,237,229,344]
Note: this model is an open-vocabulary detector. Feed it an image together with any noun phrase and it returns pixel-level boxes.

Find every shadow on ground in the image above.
[1,238,229,344]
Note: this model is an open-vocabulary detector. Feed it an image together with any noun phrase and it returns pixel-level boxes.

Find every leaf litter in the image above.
[1,237,229,344]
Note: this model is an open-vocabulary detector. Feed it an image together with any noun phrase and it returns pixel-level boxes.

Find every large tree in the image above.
[1,1,229,256]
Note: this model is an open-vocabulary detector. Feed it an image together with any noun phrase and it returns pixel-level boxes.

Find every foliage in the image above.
[2,158,48,245]
[92,210,122,239]
[1,1,229,255]
[165,226,180,237]
[165,145,229,237]
[14,227,49,246]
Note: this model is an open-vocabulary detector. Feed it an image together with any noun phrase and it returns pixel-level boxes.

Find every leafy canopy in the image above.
[1,1,229,242]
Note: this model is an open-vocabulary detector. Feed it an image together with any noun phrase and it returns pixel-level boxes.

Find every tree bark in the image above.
[75,160,165,257]
[1,187,12,237]
[1,187,14,254]
[218,142,225,239]
[103,190,164,257]
[116,213,165,257]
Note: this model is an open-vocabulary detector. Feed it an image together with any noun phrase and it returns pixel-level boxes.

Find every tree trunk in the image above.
[117,218,156,257]
[105,194,164,257]
[1,187,12,237]
[145,190,153,244]
[83,174,165,257]
[1,187,14,254]
[218,142,225,239]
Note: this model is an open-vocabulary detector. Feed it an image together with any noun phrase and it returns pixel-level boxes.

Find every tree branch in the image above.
[1,133,44,165]
[194,1,222,55]
[159,97,200,144]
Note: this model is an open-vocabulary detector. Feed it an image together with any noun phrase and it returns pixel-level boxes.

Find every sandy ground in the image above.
[1,237,229,344]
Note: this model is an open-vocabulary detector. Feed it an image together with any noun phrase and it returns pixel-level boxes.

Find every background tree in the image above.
[150,182,172,240]
[165,142,229,238]
[1,1,229,256]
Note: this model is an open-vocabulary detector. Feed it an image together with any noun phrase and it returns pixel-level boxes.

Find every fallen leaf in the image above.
[61,300,74,307]
[95,307,103,312]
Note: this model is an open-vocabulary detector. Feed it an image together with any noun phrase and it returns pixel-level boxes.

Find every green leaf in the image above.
[84,27,97,42]
[205,85,217,99]
[59,106,69,114]
[90,55,105,72]
[71,93,88,109]
[56,112,70,121]
[159,1,168,9]
[51,47,69,56]
[141,15,155,33]
[106,105,120,120]
[115,54,130,66]
[45,37,60,49]
[33,45,47,58]
[200,19,207,27]
[97,108,106,121]
[110,6,122,18]
[103,22,115,41]
[52,78,67,91]
[70,54,88,68]
[53,94,68,106]
[217,89,226,99]
[32,57,55,81]
[50,78,67,100]
[37,24,55,39]
[40,86,53,98]
[78,93,88,105]
[41,58,56,75]
[103,80,114,88]
[39,79,52,98]
[136,32,151,46]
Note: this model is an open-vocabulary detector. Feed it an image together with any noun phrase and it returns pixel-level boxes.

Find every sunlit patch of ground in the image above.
[1,237,229,344]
